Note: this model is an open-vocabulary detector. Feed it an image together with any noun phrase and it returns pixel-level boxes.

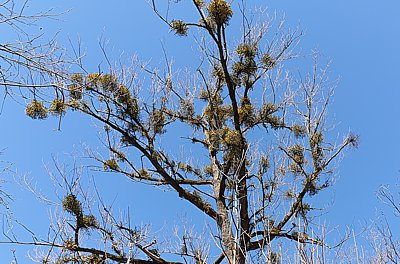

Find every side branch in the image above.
[81,106,218,220]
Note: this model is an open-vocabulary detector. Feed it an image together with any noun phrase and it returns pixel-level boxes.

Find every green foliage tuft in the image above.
[114,84,131,103]
[100,73,118,93]
[194,0,205,8]
[179,98,195,118]
[62,194,82,216]
[150,109,166,134]
[82,214,98,229]
[212,65,225,83]
[311,132,323,146]
[207,0,233,26]
[238,97,255,126]
[138,168,149,178]
[86,73,101,89]
[198,89,209,101]
[171,20,189,36]
[104,159,119,171]
[261,53,276,69]
[63,238,78,251]
[70,73,84,84]
[222,129,242,148]
[68,83,83,100]
[258,103,283,128]
[49,99,67,116]
[25,99,48,119]
[232,59,257,76]
[236,43,257,59]
[291,124,307,138]
[288,144,305,164]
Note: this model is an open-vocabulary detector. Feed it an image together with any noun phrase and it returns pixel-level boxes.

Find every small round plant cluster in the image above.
[170,0,233,36]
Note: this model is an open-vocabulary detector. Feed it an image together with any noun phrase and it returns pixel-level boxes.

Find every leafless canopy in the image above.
[0,0,68,104]
[1,0,359,263]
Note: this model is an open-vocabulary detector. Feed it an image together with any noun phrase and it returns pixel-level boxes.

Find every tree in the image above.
[0,0,67,114]
[3,0,358,263]
[365,185,400,263]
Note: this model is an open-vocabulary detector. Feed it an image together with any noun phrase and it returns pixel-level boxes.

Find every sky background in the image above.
[1,0,400,262]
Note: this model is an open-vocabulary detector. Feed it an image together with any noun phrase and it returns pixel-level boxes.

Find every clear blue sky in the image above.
[1,0,400,262]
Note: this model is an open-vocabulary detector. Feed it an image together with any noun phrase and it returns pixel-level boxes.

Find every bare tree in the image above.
[0,0,68,105]
[7,162,183,264]
[365,185,400,263]
[3,0,358,263]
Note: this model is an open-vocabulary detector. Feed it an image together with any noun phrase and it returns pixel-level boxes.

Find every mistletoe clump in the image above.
[62,194,82,216]
[25,99,48,119]
[207,0,233,26]
[171,20,189,36]
[49,98,67,116]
